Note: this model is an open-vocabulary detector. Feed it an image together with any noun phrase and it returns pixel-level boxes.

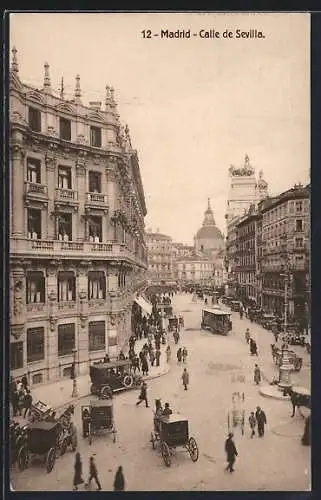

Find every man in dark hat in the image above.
[224,432,238,472]
[162,402,172,416]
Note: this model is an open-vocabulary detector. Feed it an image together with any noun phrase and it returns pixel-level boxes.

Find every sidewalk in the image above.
[31,337,170,411]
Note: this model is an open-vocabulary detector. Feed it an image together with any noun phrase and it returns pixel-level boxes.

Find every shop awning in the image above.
[134,296,152,315]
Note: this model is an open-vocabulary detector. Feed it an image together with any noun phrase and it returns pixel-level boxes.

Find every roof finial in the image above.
[207,197,211,210]
[43,62,51,93]
[74,74,82,103]
[60,76,65,100]
[110,86,116,105]
[11,46,19,74]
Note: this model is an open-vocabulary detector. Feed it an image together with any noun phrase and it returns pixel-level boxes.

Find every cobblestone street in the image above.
[11,294,310,491]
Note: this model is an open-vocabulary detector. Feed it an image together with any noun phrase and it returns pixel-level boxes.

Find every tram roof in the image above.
[202,307,231,316]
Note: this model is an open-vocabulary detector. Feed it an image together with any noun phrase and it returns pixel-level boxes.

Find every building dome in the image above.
[195,225,224,240]
[194,199,224,254]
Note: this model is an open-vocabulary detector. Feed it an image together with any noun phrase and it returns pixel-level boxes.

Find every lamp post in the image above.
[71,347,78,398]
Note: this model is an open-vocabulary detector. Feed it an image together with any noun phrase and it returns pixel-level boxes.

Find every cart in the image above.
[150,413,199,467]
[227,392,245,436]
[81,399,116,445]
[168,316,179,332]
[17,421,61,473]
[90,359,142,398]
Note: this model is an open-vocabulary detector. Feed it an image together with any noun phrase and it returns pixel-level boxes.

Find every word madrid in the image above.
[159,29,265,39]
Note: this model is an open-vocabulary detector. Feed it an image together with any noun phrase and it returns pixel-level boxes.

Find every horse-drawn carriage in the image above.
[16,421,61,473]
[271,344,303,372]
[81,399,116,445]
[150,412,199,467]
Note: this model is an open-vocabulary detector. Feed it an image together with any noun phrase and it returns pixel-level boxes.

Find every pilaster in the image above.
[11,141,25,237]
[77,260,90,370]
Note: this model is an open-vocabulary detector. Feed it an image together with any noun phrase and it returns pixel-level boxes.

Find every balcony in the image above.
[26,303,46,315]
[57,301,77,311]
[55,188,79,206]
[11,237,148,268]
[24,181,48,201]
[85,192,108,209]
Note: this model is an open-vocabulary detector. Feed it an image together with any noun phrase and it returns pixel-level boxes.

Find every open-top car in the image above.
[150,413,199,467]
[90,359,143,398]
[17,421,61,473]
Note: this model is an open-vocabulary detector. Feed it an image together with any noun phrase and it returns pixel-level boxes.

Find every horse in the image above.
[287,388,311,417]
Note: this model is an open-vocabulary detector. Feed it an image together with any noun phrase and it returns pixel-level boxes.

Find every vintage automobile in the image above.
[17,421,61,473]
[201,307,232,335]
[90,359,142,398]
[230,301,242,312]
[260,313,277,330]
[270,344,303,372]
[81,399,116,445]
[150,412,199,467]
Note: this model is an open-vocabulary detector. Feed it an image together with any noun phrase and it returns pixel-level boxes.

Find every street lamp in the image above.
[71,348,78,398]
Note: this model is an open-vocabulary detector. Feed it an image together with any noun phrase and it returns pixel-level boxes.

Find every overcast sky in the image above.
[10,12,310,244]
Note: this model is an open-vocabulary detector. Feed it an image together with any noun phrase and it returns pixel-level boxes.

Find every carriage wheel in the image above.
[188,437,199,462]
[46,448,56,473]
[17,446,28,471]
[150,432,156,449]
[123,375,134,388]
[161,442,171,467]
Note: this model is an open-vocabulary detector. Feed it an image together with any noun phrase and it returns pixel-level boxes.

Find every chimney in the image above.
[89,101,102,111]
[156,228,160,233]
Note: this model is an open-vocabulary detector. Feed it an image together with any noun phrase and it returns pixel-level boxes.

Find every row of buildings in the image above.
[9,48,148,386]
[146,199,227,288]
[225,156,310,325]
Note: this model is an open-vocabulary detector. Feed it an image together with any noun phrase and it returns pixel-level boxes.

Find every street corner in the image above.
[259,384,290,401]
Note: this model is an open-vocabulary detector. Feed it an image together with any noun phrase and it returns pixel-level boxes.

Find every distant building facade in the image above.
[258,183,310,323]
[10,48,148,386]
[225,155,268,296]
[146,230,175,284]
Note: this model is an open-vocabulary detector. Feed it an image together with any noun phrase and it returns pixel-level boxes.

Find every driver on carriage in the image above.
[153,399,163,433]
[162,402,173,416]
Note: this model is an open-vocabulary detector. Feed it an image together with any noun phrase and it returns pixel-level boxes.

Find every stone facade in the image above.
[9,48,148,386]
[146,230,174,284]
[225,155,268,296]
[258,184,310,322]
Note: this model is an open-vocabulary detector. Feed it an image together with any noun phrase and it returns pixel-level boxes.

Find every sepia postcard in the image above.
[7,11,310,492]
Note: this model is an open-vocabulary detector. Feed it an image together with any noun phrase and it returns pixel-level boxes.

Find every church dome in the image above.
[194,199,224,247]
[196,225,223,240]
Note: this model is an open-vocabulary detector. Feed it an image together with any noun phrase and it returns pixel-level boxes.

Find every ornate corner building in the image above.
[9,48,148,386]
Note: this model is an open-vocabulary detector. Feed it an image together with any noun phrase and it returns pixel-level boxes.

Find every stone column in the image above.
[77,260,90,374]
[11,141,25,237]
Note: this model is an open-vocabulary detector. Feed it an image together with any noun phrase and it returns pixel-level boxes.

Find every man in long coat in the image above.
[225,432,238,472]
[255,406,267,437]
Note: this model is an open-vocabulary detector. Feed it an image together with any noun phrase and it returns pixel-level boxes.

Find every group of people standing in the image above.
[10,375,33,419]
